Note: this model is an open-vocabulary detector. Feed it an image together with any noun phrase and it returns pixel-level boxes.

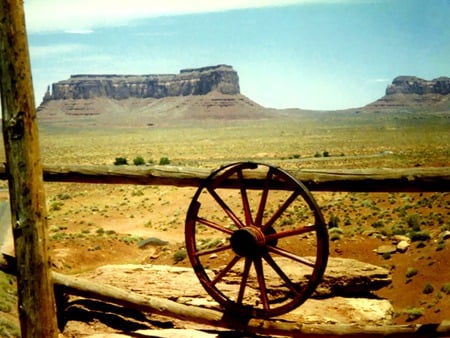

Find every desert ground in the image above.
[1,110,449,336]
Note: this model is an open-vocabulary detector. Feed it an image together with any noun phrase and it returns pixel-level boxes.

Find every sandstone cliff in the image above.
[364,76,450,111]
[42,64,240,102]
[386,76,450,95]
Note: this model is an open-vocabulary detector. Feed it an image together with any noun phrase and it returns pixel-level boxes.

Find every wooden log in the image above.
[0,164,448,192]
[51,272,450,337]
[0,1,59,336]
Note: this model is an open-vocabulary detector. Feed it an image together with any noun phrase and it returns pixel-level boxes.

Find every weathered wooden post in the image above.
[0,0,59,336]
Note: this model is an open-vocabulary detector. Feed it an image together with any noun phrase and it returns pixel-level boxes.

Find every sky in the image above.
[24,0,450,110]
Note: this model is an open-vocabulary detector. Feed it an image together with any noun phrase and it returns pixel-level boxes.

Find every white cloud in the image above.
[24,0,344,33]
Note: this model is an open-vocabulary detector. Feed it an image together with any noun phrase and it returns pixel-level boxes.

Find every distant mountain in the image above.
[37,67,450,127]
[362,76,450,112]
[37,65,277,127]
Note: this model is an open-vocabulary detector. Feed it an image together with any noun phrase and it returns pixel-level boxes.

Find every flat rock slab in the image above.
[75,257,393,325]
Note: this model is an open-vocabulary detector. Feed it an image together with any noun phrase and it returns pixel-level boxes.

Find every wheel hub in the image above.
[230,226,265,257]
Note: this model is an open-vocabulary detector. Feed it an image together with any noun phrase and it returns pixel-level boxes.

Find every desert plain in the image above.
[0,108,449,336]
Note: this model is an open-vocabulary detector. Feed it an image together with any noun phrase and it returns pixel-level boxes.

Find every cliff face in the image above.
[364,76,450,111]
[386,76,450,95]
[42,65,240,102]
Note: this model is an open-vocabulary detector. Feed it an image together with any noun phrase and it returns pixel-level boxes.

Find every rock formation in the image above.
[42,65,240,102]
[74,257,393,325]
[386,76,450,95]
[364,76,450,111]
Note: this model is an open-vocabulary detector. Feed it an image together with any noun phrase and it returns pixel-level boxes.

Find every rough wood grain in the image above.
[0,1,59,336]
[1,164,448,192]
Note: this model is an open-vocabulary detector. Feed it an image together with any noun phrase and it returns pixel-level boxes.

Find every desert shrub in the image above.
[371,220,384,229]
[408,231,431,242]
[114,157,128,165]
[423,283,434,294]
[159,157,171,165]
[323,151,330,157]
[441,283,450,295]
[405,267,418,278]
[56,193,71,200]
[403,307,424,321]
[314,152,321,158]
[406,214,421,231]
[173,249,187,263]
[328,214,340,229]
[436,240,446,251]
[382,252,391,260]
[133,156,146,165]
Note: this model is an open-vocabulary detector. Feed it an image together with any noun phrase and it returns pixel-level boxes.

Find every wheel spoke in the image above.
[267,246,316,268]
[254,256,270,311]
[255,168,273,227]
[262,252,300,296]
[207,187,245,228]
[237,257,252,304]
[265,224,317,242]
[238,169,253,226]
[211,255,241,285]
[195,244,232,257]
[196,217,234,235]
[262,189,300,232]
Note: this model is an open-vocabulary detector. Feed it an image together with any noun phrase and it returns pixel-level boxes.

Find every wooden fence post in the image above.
[0,0,59,336]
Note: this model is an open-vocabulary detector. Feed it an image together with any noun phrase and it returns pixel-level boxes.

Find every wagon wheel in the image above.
[185,162,328,319]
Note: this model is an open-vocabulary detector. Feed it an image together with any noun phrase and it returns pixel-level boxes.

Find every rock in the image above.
[86,329,218,338]
[138,237,169,248]
[375,244,397,255]
[363,76,450,112]
[42,65,240,102]
[396,240,410,253]
[73,259,394,327]
[440,230,450,240]
[392,235,411,244]
[386,76,450,95]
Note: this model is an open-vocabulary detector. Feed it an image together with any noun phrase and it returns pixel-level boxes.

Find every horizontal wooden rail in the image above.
[0,164,449,192]
[50,271,450,337]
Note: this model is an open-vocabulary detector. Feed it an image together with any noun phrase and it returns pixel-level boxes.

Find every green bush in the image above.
[440,283,450,295]
[173,249,187,263]
[406,214,421,231]
[409,231,431,242]
[405,267,418,278]
[114,157,128,165]
[423,283,434,294]
[403,307,424,321]
[371,220,384,228]
[133,156,146,166]
[159,157,171,165]
[328,214,340,229]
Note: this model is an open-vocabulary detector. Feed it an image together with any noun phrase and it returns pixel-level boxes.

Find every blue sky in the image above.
[25,0,449,110]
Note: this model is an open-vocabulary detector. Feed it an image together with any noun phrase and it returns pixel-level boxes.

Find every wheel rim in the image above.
[185,162,328,318]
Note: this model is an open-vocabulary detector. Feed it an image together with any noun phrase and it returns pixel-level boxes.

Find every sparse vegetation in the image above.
[159,157,171,165]
[173,249,187,263]
[403,307,424,321]
[114,157,128,165]
[405,267,418,279]
[441,283,450,295]
[133,156,146,165]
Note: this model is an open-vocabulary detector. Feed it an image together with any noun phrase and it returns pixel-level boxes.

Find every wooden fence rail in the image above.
[1,164,449,192]
[49,271,450,337]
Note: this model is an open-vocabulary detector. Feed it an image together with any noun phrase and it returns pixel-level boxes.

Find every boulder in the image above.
[396,240,410,253]
[74,257,392,325]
